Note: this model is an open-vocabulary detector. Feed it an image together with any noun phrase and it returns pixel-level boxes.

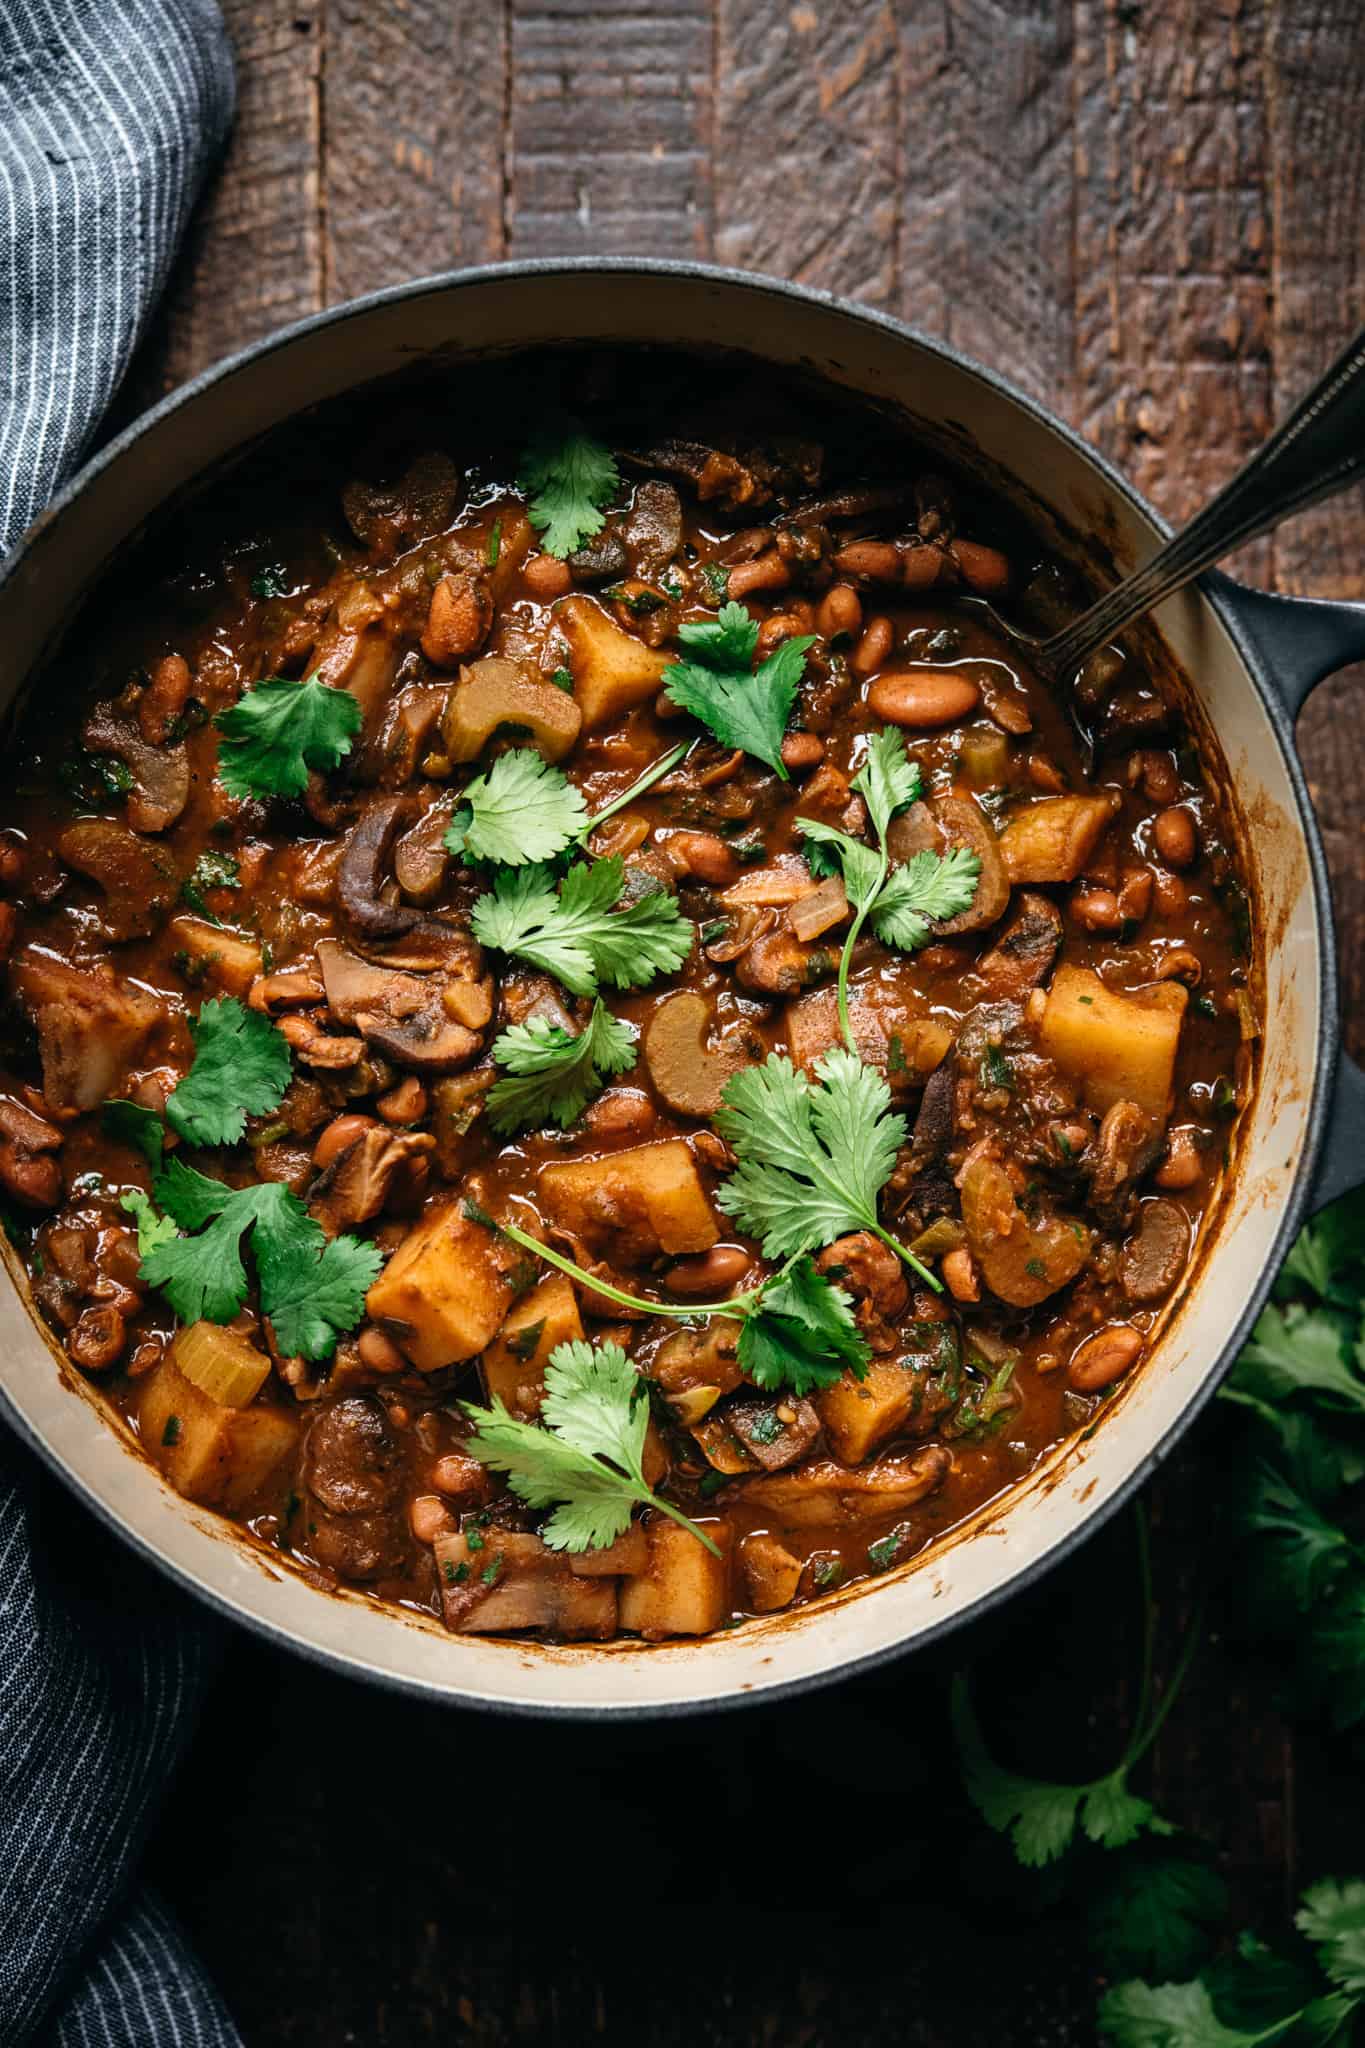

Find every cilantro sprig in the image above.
[661,600,814,780]
[443,742,689,871]
[462,1338,720,1554]
[470,854,692,998]
[136,1159,382,1361]
[517,421,619,558]
[214,674,362,801]
[164,997,292,1149]
[180,849,240,924]
[485,998,638,1135]
[799,727,980,1055]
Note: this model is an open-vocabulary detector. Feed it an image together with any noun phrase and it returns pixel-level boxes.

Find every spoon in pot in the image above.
[983,323,1365,685]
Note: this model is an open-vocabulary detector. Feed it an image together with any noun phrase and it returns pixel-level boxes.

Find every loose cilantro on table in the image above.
[470,854,692,998]
[517,422,619,558]
[180,849,240,923]
[799,727,980,1055]
[661,600,814,780]
[485,997,638,1135]
[136,1158,382,1361]
[164,996,293,1149]
[214,674,362,801]
[462,1338,720,1555]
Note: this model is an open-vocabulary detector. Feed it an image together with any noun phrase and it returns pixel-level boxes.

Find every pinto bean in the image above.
[780,731,826,771]
[756,613,809,658]
[665,830,739,887]
[1117,865,1154,922]
[0,837,27,891]
[664,1245,754,1296]
[313,1114,377,1169]
[1153,807,1197,868]
[941,1247,980,1303]
[1127,749,1180,806]
[1155,1126,1203,1190]
[421,573,493,667]
[377,1077,428,1124]
[851,615,894,677]
[0,1140,61,1209]
[1067,1323,1143,1392]
[581,1091,657,1140]
[727,554,790,599]
[67,1305,126,1372]
[951,540,1011,595]
[816,584,862,639]
[833,540,901,584]
[1151,867,1188,917]
[900,546,947,591]
[521,553,573,599]
[357,1324,409,1375]
[867,669,981,728]
[409,1494,455,1544]
[1070,886,1122,933]
[139,654,192,745]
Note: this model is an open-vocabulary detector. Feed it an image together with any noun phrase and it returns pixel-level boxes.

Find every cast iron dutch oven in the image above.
[1,262,1362,1715]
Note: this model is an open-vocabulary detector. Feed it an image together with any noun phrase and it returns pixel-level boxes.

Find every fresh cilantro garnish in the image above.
[701,561,731,600]
[714,1047,931,1290]
[214,674,362,801]
[250,564,289,599]
[798,728,979,1054]
[1088,1853,1231,1982]
[103,1099,165,1172]
[486,519,502,567]
[120,1187,179,1259]
[445,750,589,867]
[462,1337,719,1554]
[485,997,638,1135]
[470,855,692,998]
[180,849,240,923]
[551,667,575,693]
[164,996,292,1149]
[517,422,619,558]
[139,1158,382,1360]
[660,601,814,780]
[735,1255,870,1394]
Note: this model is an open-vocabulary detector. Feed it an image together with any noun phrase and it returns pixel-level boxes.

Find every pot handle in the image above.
[1207,570,1365,1212]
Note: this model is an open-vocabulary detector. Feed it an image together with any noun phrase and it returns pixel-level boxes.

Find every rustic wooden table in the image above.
[131,4,1365,2041]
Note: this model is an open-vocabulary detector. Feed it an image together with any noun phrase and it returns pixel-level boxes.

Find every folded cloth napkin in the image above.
[0,3,242,2041]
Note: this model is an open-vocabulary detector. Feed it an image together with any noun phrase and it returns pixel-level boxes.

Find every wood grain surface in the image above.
[128,3,1365,2041]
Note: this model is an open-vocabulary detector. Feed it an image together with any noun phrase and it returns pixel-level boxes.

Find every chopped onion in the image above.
[788,876,850,942]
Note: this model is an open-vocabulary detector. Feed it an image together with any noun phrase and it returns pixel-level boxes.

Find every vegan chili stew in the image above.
[0,353,1254,1643]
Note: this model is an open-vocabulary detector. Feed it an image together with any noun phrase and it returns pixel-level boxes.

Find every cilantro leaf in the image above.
[103,1099,165,1172]
[165,997,293,1149]
[1296,1880,1365,1995]
[470,855,692,998]
[736,1255,871,1394]
[715,1047,906,1262]
[661,602,815,778]
[461,1338,718,1554]
[1097,1977,1296,2048]
[445,749,589,868]
[1301,1572,1365,1733]
[1275,1188,1365,1308]
[871,845,983,950]
[140,1160,381,1360]
[180,849,240,923]
[1241,1452,1359,1610]
[1233,1301,1365,1417]
[852,724,923,839]
[214,674,362,801]
[798,817,884,910]
[119,1187,179,1259]
[486,997,638,1134]
[1089,1853,1231,1981]
[517,422,619,558]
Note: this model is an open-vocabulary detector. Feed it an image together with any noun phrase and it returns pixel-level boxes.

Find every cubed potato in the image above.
[568,1524,650,1577]
[441,655,582,764]
[618,1517,733,1639]
[785,987,952,1093]
[481,1272,584,1418]
[138,1355,298,1510]
[540,1139,718,1261]
[998,794,1118,883]
[817,1358,920,1464]
[168,915,263,997]
[434,1527,617,1639]
[560,594,671,730]
[1039,963,1187,1118]
[738,1532,803,1614]
[366,1202,520,1371]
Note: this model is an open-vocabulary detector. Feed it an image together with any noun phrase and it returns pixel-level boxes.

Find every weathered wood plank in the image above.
[896,2,1076,404]
[320,0,509,297]
[507,0,712,259]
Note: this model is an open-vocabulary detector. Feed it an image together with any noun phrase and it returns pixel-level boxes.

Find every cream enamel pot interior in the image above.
[2,260,1364,1719]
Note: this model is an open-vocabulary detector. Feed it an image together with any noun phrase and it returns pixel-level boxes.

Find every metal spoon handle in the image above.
[1041,324,1365,678]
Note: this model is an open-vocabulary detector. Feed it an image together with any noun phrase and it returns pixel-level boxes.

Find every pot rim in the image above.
[0,256,1338,1716]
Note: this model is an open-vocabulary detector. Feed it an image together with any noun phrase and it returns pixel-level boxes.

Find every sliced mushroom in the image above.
[311,594,404,733]
[340,451,461,553]
[733,1446,951,1529]
[393,796,453,906]
[83,702,190,834]
[976,892,1063,999]
[309,1125,436,1236]
[1089,1100,1161,1227]
[1119,1197,1190,1303]
[887,794,1010,936]
[623,480,683,579]
[0,1094,64,1209]
[566,527,629,583]
[316,937,482,1075]
[57,819,177,940]
[960,1151,1090,1308]
[11,952,162,1112]
[642,992,750,1119]
[337,794,420,940]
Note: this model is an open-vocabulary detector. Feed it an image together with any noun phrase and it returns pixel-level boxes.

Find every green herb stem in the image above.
[579,742,690,842]
[834,845,888,1058]
[870,1218,941,1294]
[500,1219,755,1322]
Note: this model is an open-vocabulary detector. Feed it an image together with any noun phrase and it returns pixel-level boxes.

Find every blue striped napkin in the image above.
[0,4,242,2041]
